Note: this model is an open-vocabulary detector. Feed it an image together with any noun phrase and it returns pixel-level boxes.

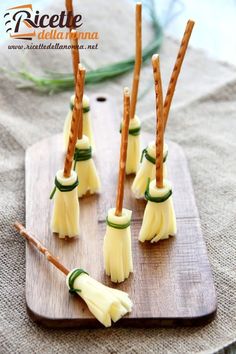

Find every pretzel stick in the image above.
[66,0,80,81]
[70,29,80,82]
[77,66,85,140]
[14,222,70,275]
[63,64,85,177]
[115,88,131,216]
[130,3,142,120]
[164,20,195,129]
[152,55,164,188]
[65,0,74,30]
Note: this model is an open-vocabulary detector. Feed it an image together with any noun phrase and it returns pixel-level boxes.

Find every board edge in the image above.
[26,302,217,329]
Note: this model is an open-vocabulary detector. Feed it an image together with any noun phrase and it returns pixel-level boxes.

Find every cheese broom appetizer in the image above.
[124,3,142,175]
[73,69,100,197]
[64,94,94,152]
[14,223,133,328]
[103,88,133,283]
[63,15,95,150]
[132,20,194,198]
[50,64,84,238]
[132,140,168,199]
[139,55,176,243]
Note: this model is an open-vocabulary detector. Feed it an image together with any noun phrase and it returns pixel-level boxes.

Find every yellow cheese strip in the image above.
[132,141,168,198]
[139,179,176,243]
[125,115,141,175]
[103,208,133,283]
[74,135,101,197]
[51,169,80,238]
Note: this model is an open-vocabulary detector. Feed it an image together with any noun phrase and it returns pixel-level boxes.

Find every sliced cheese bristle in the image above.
[125,115,141,175]
[139,178,176,242]
[51,169,80,238]
[132,141,168,198]
[103,208,133,283]
[74,135,101,197]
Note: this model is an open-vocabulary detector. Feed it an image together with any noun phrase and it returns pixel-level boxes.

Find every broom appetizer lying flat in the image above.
[73,68,100,197]
[14,223,133,328]
[50,64,84,238]
[124,2,142,175]
[104,88,133,283]
[63,28,95,150]
[132,20,194,198]
[139,55,176,243]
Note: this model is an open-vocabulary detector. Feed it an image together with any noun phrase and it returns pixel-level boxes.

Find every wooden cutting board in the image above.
[25,94,217,328]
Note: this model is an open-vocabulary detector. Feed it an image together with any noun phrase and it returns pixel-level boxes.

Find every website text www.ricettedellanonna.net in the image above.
[8,43,98,50]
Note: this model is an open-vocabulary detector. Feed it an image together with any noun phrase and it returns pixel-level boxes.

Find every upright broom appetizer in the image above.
[124,2,142,175]
[73,68,101,197]
[64,93,94,152]
[104,88,133,283]
[139,55,176,243]
[132,20,194,198]
[50,64,84,238]
[14,223,133,328]
[63,2,95,150]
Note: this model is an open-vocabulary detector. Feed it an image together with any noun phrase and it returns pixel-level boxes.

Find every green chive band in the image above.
[119,125,141,136]
[140,147,168,164]
[106,217,131,229]
[74,147,92,162]
[70,102,90,113]
[73,147,92,169]
[144,179,172,203]
[129,126,141,136]
[49,177,79,199]
[68,268,89,295]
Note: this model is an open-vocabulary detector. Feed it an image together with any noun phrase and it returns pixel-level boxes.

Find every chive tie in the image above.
[49,176,79,199]
[68,268,89,295]
[144,178,172,203]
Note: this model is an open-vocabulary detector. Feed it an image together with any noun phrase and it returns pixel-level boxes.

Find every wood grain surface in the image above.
[25,94,217,328]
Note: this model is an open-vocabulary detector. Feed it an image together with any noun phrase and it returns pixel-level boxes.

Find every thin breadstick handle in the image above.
[65,0,74,30]
[152,55,164,188]
[130,3,142,119]
[65,0,74,14]
[70,30,80,82]
[77,68,85,139]
[115,88,131,216]
[64,65,85,177]
[14,222,70,276]
[164,20,194,129]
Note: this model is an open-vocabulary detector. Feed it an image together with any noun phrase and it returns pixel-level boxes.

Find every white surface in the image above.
[2,0,236,66]
[155,0,236,65]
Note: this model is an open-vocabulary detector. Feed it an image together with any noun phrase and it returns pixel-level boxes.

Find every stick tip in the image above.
[188,19,195,28]
[136,2,142,8]
[13,221,22,231]
[70,30,77,41]
[152,54,160,69]
[124,87,130,96]
[78,63,86,73]
[152,53,159,61]
[75,64,85,86]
